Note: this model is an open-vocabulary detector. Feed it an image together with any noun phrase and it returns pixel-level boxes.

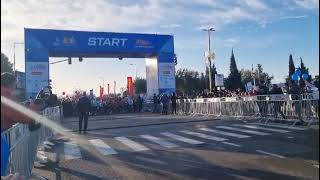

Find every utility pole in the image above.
[114,81,116,94]
[202,28,215,92]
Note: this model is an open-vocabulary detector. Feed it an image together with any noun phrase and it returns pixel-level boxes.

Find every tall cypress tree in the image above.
[225,49,243,90]
[299,57,312,90]
[288,54,295,80]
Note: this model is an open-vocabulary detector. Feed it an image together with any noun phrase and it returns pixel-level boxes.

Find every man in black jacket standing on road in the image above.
[171,92,177,114]
[77,92,91,134]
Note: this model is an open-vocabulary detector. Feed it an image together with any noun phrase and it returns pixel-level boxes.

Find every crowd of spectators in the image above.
[176,82,316,99]
[61,94,145,117]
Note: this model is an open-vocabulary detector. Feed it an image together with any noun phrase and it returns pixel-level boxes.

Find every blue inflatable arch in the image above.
[24,28,176,98]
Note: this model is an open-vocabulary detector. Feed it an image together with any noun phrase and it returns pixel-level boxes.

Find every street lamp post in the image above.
[202,28,215,92]
[13,42,24,73]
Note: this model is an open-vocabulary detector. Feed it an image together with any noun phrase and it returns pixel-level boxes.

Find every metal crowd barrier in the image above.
[4,106,61,178]
[175,92,319,126]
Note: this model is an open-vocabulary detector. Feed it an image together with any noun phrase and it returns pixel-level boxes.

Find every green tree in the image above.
[175,68,203,94]
[288,54,295,80]
[225,49,243,90]
[240,69,253,85]
[240,64,273,88]
[134,77,146,94]
[286,54,296,85]
[255,64,273,86]
[1,52,13,73]
[298,57,312,90]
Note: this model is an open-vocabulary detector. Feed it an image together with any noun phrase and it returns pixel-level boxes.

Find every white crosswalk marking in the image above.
[233,124,290,133]
[216,126,271,135]
[115,137,150,152]
[180,130,227,141]
[161,132,204,145]
[250,123,307,130]
[89,139,118,156]
[140,135,179,148]
[222,142,241,147]
[64,142,82,160]
[199,128,251,138]
[256,150,285,158]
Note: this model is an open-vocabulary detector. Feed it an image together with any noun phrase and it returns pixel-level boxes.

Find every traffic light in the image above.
[79,57,83,62]
[68,57,72,65]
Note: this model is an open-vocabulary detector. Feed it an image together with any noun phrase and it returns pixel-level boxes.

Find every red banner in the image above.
[100,86,104,101]
[127,77,134,96]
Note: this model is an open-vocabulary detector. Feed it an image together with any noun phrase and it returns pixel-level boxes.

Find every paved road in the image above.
[33,113,319,180]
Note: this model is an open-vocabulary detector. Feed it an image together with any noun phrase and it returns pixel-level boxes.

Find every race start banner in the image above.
[127,77,134,96]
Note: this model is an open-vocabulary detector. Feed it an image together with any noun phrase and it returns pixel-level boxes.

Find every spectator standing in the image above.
[76,92,91,134]
[137,96,143,112]
[152,94,158,113]
[269,84,286,119]
[161,94,169,115]
[171,92,177,114]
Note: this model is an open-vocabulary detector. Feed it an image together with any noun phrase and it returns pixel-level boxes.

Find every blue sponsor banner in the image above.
[25,28,174,60]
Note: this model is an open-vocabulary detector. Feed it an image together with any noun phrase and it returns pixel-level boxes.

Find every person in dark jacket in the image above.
[152,94,158,113]
[160,94,169,115]
[76,92,91,133]
[171,92,177,114]
[269,84,286,119]
[137,96,143,112]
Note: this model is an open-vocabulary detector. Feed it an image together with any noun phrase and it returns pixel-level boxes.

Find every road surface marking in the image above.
[180,130,227,141]
[64,142,82,160]
[313,164,319,168]
[89,139,117,155]
[160,132,204,145]
[222,142,241,147]
[233,124,290,133]
[199,128,251,138]
[115,137,150,152]
[140,135,179,148]
[250,123,307,130]
[256,150,285,158]
[216,126,271,136]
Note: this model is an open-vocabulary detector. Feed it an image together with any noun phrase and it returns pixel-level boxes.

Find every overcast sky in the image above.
[1,0,319,95]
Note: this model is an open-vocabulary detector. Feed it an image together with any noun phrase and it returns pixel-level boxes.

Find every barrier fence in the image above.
[143,93,319,126]
[175,93,319,126]
[3,106,61,178]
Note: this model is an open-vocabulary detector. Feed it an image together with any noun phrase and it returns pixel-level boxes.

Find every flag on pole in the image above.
[100,86,104,101]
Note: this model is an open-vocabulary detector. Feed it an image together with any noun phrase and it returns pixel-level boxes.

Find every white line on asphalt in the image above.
[199,128,251,138]
[256,150,285,158]
[160,132,204,145]
[140,135,179,148]
[64,142,82,160]
[222,142,241,147]
[216,126,271,136]
[233,124,290,133]
[89,139,118,156]
[115,137,150,152]
[180,130,228,141]
[249,123,308,130]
